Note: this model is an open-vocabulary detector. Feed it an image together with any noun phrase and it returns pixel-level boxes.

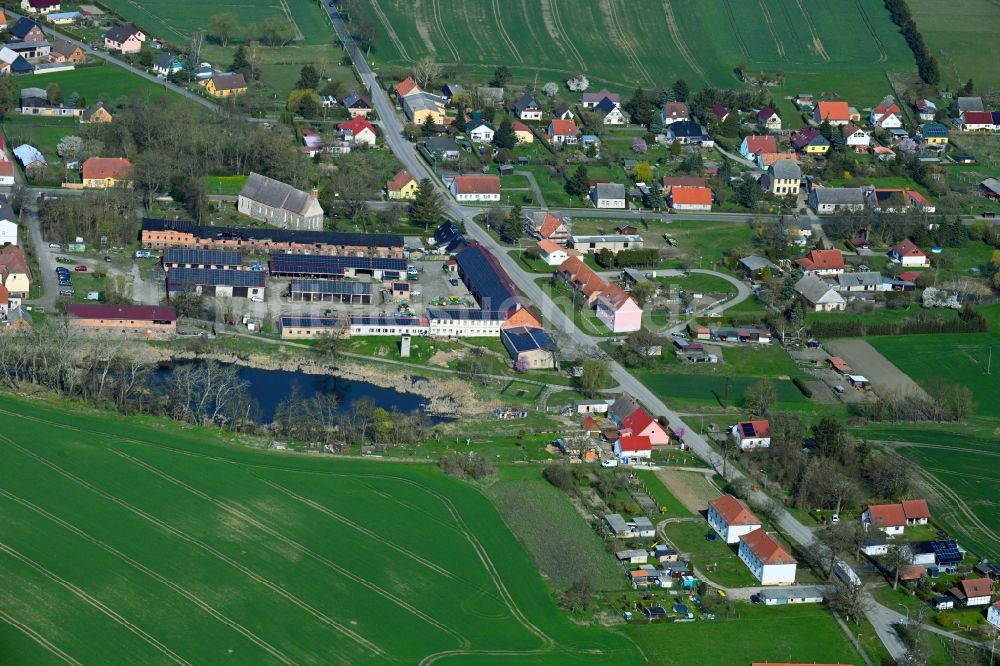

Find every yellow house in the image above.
[920,123,949,146]
[204,73,247,98]
[82,157,133,189]
[766,159,801,196]
[0,245,30,300]
[402,92,445,125]
[512,120,534,144]
[80,101,113,124]
[387,169,418,200]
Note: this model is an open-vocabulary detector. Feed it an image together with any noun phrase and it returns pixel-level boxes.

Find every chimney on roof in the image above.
[311,186,318,198]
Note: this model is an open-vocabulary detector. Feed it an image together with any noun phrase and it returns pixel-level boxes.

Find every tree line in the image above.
[884,0,940,84]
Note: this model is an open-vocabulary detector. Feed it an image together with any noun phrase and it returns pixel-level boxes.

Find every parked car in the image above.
[59,288,74,296]
[449,278,460,286]
[601,459,618,468]
[74,265,88,272]
[48,242,61,249]
[249,295,263,303]
[104,256,112,263]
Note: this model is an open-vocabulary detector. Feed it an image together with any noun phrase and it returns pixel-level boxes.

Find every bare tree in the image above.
[412,56,442,88]
[826,579,865,625]
[881,541,914,590]
[187,29,206,70]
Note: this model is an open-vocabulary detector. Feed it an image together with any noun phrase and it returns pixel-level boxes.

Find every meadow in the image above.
[32,64,171,102]
[908,0,1000,89]
[362,0,913,101]
[0,395,642,664]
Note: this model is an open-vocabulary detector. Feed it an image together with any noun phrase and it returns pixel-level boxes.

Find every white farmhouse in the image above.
[450,175,500,202]
[739,529,797,585]
[708,494,762,544]
[590,183,626,209]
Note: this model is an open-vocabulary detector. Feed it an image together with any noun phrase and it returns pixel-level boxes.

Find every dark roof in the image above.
[280,316,339,328]
[141,218,402,250]
[455,243,523,314]
[81,101,112,122]
[163,248,242,266]
[513,92,540,114]
[152,52,179,68]
[210,72,246,91]
[66,304,177,321]
[350,315,426,326]
[269,253,405,276]
[595,97,618,114]
[668,120,705,138]
[10,18,42,40]
[51,40,82,58]
[502,325,555,353]
[105,24,141,43]
[239,172,315,215]
[289,279,373,295]
[427,308,505,321]
[166,268,264,291]
[344,91,372,109]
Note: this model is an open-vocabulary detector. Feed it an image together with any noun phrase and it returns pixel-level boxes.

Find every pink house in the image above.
[595,285,642,333]
[621,407,670,446]
[104,24,145,54]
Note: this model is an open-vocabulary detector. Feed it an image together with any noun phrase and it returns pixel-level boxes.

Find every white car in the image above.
[601,459,619,468]
[249,295,263,303]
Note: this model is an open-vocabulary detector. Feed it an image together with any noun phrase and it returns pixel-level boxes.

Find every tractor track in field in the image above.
[123,0,185,39]
[412,0,437,55]
[792,0,830,60]
[431,0,460,62]
[915,467,1000,548]
[0,608,82,666]
[601,0,653,85]
[0,541,192,665]
[545,0,587,72]
[757,0,786,59]
[491,0,522,63]
[369,0,412,61]
[277,0,305,41]
[111,449,471,649]
[854,0,888,62]
[0,409,556,661]
[660,0,707,83]
[721,0,749,58]
[0,488,297,665]
[257,477,459,580]
[0,436,385,660]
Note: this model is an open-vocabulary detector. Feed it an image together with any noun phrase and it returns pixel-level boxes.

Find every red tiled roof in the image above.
[536,239,562,255]
[951,577,993,600]
[338,116,375,135]
[387,169,415,192]
[0,245,28,277]
[709,494,761,527]
[866,503,907,528]
[892,239,926,258]
[0,161,13,178]
[661,176,705,190]
[0,283,8,304]
[511,120,530,132]
[827,356,851,373]
[672,186,713,206]
[739,529,796,565]
[815,101,851,122]
[394,77,420,97]
[744,135,778,154]
[582,415,600,431]
[735,419,770,438]
[900,499,930,520]
[662,102,689,119]
[66,304,177,321]
[900,565,925,581]
[796,249,844,271]
[621,406,661,437]
[617,435,651,452]
[558,255,607,300]
[963,111,993,125]
[537,213,564,239]
[82,157,132,181]
[899,271,920,282]
[453,175,500,195]
[597,284,637,311]
[548,119,578,136]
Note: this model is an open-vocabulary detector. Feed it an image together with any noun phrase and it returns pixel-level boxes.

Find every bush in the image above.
[792,377,813,398]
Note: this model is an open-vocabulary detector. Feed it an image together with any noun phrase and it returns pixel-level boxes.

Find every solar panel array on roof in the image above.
[426,308,506,321]
[142,218,403,249]
[931,540,962,565]
[741,422,755,436]
[163,248,242,266]
[350,316,424,326]
[456,243,522,314]
[280,317,338,328]
[269,253,406,275]
[502,326,555,353]
[290,279,372,295]
[166,268,264,290]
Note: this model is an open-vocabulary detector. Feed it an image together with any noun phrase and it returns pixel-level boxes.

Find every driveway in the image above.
[22,201,58,310]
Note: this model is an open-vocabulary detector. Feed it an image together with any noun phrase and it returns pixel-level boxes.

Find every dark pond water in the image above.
[156,361,446,423]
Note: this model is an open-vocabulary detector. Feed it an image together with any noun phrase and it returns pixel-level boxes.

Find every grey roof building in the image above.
[739,255,779,275]
[809,187,866,212]
[795,275,845,311]
[770,158,802,181]
[237,172,324,231]
[837,271,883,291]
[956,96,985,113]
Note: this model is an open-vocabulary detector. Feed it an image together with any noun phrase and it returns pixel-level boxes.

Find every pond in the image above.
[156,361,447,424]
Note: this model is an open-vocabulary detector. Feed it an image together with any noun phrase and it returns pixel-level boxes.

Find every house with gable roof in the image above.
[386,169,418,200]
[394,76,420,100]
[344,91,373,118]
[862,500,931,535]
[512,92,542,121]
[337,116,377,146]
[888,239,930,267]
[870,96,903,128]
[613,435,651,461]
[607,393,669,446]
[739,529,797,585]
[510,120,534,144]
[595,284,642,333]
[581,88,619,109]
[949,578,994,607]
[529,212,570,244]
[596,96,626,125]
[731,420,771,449]
[813,101,851,126]
[842,124,871,152]
[708,494,762,543]
[547,119,579,145]
[795,274,846,312]
[557,255,606,304]
[796,249,844,276]
[756,106,781,131]
[104,23,145,53]
[660,102,689,126]
[740,135,778,162]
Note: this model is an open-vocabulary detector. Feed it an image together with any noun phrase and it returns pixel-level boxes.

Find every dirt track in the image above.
[655,469,720,514]
[824,339,929,399]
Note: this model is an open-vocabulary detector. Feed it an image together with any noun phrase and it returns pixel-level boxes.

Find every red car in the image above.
[74,265,88,272]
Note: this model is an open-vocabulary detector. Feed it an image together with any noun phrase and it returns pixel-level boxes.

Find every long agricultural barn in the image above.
[279,316,345,340]
[166,267,265,298]
[140,218,404,257]
[65,304,177,338]
[455,243,540,328]
[348,316,429,336]
[162,248,243,271]
[427,308,505,337]
[268,253,406,280]
[289,279,373,303]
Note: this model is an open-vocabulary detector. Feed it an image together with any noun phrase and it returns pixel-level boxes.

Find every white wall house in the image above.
[707,495,762,544]
[466,122,494,144]
[739,529,797,585]
[731,420,771,449]
[987,601,1000,631]
[0,219,17,246]
[450,175,500,202]
[590,183,626,209]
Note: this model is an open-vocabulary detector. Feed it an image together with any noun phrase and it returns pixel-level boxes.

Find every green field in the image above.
[620,604,861,666]
[362,0,913,99]
[909,0,1000,89]
[31,64,172,102]
[0,396,642,664]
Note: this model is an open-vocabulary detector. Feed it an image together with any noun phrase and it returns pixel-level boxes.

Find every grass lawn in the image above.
[510,249,558,274]
[806,305,958,329]
[204,175,249,196]
[662,521,760,588]
[620,604,862,665]
[909,0,1000,90]
[0,394,642,664]
[33,63,173,102]
[539,276,613,337]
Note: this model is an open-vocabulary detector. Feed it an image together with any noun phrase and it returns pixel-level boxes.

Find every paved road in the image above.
[22,200,59,310]
[13,9,220,114]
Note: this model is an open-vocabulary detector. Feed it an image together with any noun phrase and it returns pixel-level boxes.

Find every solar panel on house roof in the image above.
[350,316,424,326]
[290,279,372,295]
[280,317,337,328]
[426,308,505,321]
[503,326,556,353]
[456,244,521,314]
[163,248,242,266]
[741,422,755,436]
[931,540,962,565]
[166,268,264,290]
[269,253,406,275]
